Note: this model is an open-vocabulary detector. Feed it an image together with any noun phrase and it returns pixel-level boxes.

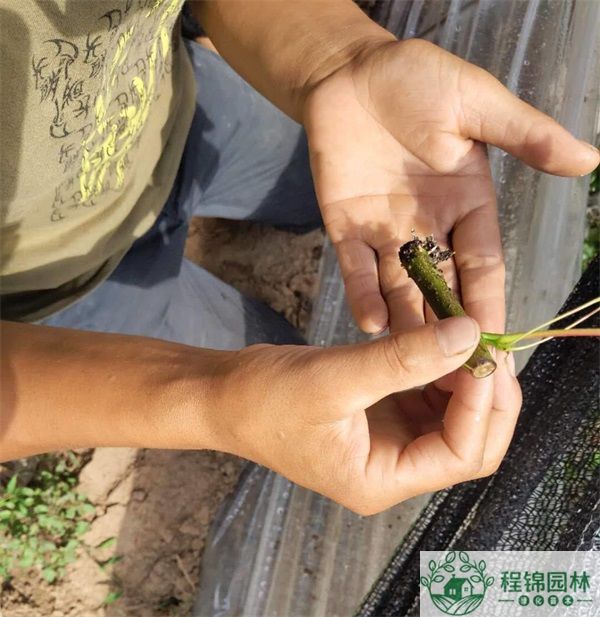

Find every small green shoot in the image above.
[0,455,95,583]
[103,589,123,606]
[481,297,600,353]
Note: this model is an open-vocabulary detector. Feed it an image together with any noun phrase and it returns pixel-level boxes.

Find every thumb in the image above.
[320,316,480,408]
[461,66,599,176]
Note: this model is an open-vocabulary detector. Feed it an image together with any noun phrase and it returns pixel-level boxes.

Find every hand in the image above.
[303,38,600,338]
[209,316,521,514]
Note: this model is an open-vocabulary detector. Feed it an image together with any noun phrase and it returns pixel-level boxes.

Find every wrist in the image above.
[144,342,232,452]
[297,28,395,119]
[194,0,395,122]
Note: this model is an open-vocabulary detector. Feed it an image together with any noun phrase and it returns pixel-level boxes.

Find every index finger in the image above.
[452,198,505,335]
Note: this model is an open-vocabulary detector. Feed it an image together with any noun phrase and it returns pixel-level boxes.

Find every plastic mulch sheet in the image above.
[193,2,600,615]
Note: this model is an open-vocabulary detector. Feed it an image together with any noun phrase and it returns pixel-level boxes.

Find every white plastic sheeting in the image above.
[194,1,600,615]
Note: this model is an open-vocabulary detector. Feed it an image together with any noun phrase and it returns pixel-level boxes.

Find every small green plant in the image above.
[0,455,95,583]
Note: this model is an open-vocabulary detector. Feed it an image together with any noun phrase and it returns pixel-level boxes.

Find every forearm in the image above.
[0,322,226,461]
[191,0,394,121]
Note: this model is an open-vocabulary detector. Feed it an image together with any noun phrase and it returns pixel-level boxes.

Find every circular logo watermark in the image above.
[421,551,494,616]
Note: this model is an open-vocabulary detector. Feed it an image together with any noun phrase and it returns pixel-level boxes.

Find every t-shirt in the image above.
[0,0,196,321]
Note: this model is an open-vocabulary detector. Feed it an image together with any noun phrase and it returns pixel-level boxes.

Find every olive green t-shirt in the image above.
[0,0,196,321]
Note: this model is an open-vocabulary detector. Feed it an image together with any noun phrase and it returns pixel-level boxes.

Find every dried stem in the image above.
[399,236,496,379]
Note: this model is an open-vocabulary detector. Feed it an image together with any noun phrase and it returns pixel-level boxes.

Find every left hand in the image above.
[303,38,600,339]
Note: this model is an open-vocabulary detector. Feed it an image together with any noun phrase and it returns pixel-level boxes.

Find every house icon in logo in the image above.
[444,575,474,601]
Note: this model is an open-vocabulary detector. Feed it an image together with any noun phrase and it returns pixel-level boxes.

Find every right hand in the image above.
[208,315,521,515]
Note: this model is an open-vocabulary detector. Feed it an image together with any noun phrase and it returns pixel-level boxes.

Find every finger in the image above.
[462,65,600,176]
[317,316,480,411]
[380,386,448,435]
[434,370,456,393]
[335,238,389,334]
[378,244,425,332]
[424,252,459,324]
[476,352,522,477]
[394,367,494,498]
[453,201,505,334]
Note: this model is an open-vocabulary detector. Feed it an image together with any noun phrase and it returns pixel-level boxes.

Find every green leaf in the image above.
[64,551,78,565]
[41,567,57,583]
[39,541,56,553]
[459,551,469,563]
[445,551,456,563]
[420,576,430,588]
[428,560,436,572]
[103,590,123,605]
[98,555,122,570]
[5,475,18,494]
[81,503,96,515]
[75,521,89,535]
[95,537,117,550]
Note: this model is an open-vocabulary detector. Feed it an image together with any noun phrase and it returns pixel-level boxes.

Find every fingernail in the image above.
[435,316,479,357]
[374,323,388,336]
[578,139,600,156]
[506,353,516,377]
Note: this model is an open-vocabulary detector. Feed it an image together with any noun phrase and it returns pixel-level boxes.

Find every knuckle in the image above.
[465,457,485,478]
[344,497,380,517]
[452,452,484,480]
[382,335,417,377]
[459,252,505,283]
[344,268,376,292]
[338,485,381,516]
[478,459,502,478]
[398,38,438,59]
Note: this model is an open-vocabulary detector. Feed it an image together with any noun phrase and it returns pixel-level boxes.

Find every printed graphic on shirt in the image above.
[31,0,182,222]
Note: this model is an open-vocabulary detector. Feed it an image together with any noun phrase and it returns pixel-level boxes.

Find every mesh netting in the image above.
[358,257,600,617]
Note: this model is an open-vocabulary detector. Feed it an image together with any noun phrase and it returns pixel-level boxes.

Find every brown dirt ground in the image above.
[1,219,324,617]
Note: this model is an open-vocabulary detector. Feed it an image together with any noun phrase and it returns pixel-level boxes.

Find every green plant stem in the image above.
[485,328,600,342]
[481,301,600,351]
[399,238,496,378]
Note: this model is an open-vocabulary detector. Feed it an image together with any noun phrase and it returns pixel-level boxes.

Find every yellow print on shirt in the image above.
[31,0,183,221]
[79,0,181,201]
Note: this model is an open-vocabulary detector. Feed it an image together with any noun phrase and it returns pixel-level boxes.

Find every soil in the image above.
[1,218,324,617]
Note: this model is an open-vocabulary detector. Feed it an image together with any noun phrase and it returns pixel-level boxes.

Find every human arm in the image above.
[0,317,520,514]
[0,321,222,459]
[191,0,600,336]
